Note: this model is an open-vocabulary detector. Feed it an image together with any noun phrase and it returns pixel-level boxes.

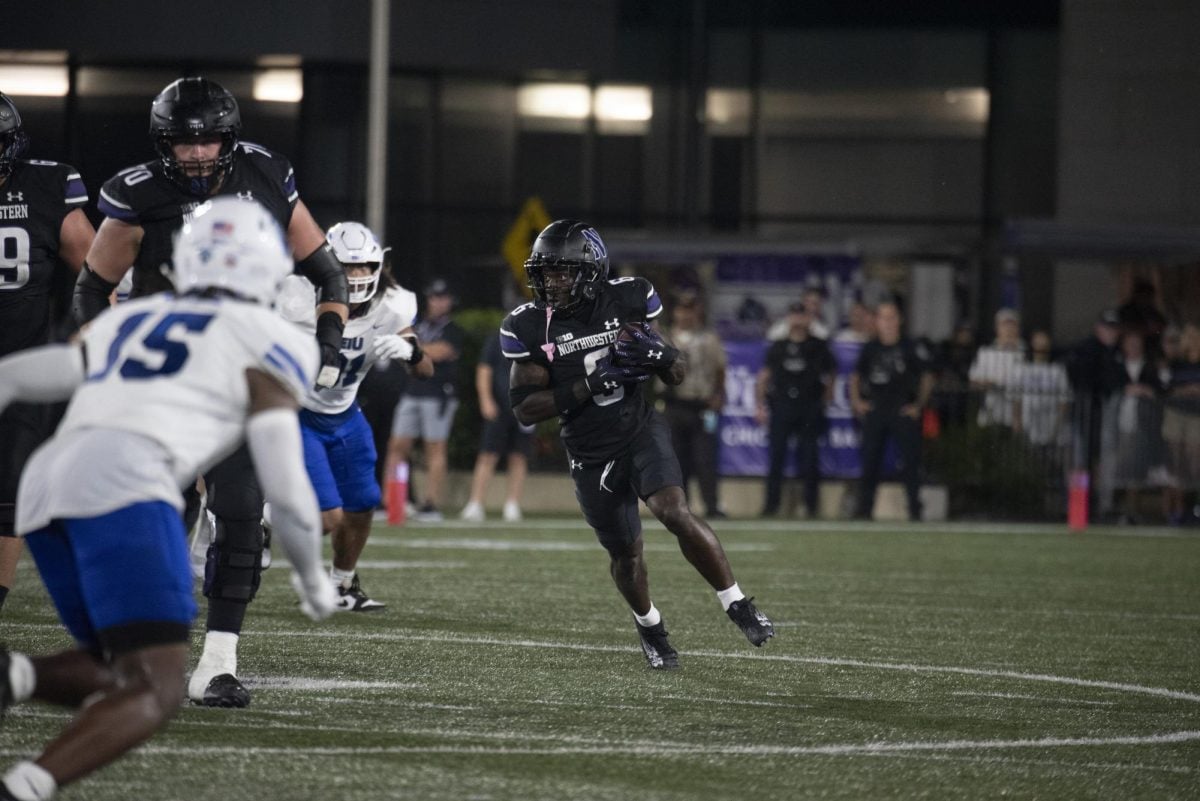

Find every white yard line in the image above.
[380,517,1196,540]
[241,677,420,691]
[349,560,466,569]
[878,751,1194,775]
[367,536,773,552]
[3,730,1192,760]
[246,627,1200,705]
[951,690,1117,707]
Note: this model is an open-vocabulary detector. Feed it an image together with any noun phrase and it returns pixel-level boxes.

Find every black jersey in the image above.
[855,338,933,409]
[500,276,665,465]
[96,141,298,298]
[764,336,834,408]
[0,160,88,357]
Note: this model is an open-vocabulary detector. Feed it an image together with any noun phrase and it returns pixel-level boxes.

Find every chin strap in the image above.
[540,306,556,362]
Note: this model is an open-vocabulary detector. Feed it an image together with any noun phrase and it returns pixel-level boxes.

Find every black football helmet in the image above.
[150,77,241,196]
[0,93,29,180]
[524,219,611,312]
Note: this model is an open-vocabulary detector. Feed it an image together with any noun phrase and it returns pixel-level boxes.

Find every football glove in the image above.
[373,334,414,363]
[291,570,338,621]
[585,347,653,395]
[314,311,345,389]
[613,322,679,369]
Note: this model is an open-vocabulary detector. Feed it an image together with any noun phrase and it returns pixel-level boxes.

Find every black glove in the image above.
[585,347,653,395]
[613,322,678,369]
[314,311,345,389]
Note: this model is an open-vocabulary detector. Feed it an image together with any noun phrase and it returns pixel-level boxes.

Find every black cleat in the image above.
[727,597,774,646]
[636,621,680,670]
[335,574,386,612]
[196,673,251,708]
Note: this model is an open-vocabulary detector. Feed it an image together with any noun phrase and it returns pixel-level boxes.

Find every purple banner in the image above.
[718,338,864,479]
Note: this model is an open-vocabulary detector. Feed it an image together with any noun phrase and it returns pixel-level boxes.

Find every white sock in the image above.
[196,631,239,676]
[632,603,661,627]
[3,761,57,801]
[330,566,355,589]
[716,583,745,611]
[7,652,35,703]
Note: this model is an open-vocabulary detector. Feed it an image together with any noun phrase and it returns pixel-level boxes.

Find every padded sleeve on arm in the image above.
[244,408,323,579]
[0,344,85,409]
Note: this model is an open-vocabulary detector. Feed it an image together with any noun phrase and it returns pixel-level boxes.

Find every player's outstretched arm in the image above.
[375,326,434,378]
[243,367,336,621]
[0,344,85,412]
[74,218,142,325]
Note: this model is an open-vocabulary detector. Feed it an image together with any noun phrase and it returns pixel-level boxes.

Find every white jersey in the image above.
[277,275,417,414]
[16,293,318,534]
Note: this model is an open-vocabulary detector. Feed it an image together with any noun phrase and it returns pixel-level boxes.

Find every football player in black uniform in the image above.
[72,77,349,707]
[501,220,774,670]
[0,93,95,614]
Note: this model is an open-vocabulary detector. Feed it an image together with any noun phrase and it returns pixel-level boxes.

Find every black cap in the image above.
[424,278,451,296]
[1098,308,1119,326]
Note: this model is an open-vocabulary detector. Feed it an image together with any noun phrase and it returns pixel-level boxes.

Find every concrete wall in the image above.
[1052,0,1199,340]
[1057,0,1200,226]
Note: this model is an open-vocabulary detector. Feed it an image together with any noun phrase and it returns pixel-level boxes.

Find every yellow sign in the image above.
[501,196,552,297]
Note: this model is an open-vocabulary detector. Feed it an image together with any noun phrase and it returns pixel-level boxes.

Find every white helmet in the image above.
[172,196,292,306]
[326,221,386,304]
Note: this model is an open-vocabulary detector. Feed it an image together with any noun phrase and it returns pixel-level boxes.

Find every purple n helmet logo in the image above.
[581,227,607,260]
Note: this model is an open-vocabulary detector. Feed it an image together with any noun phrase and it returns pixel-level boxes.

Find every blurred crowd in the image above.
[670,278,1200,526]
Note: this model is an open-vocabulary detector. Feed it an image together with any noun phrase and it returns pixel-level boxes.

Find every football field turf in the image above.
[2,518,1198,800]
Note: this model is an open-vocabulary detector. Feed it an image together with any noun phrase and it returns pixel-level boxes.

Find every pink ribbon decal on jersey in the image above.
[541,307,555,362]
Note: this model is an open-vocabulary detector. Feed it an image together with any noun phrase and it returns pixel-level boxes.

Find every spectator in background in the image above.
[1065,309,1125,520]
[1111,330,1167,523]
[385,280,464,522]
[933,322,977,429]
[1013,330,1071,451]
[1118,278,1168,358]
[768,286,829,341]
[459,332,534,523]
[850,299,934,521]
[969,308,1026,428]
[834,299,875,345]
[661,291,728,518]
[756,301,834,518]
[1162,323,1200,525]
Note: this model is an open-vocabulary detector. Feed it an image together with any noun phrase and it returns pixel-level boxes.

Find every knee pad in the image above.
[182,484,203,534]
[203,517,265,602]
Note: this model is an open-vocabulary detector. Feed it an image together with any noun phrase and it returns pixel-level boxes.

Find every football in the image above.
[615,321,642,343]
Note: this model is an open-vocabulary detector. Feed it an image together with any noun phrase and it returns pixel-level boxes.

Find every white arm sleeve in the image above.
[244,408,336,619]
[0,344,85,411]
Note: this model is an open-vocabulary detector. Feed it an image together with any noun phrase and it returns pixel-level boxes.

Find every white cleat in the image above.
[459,502,485,523]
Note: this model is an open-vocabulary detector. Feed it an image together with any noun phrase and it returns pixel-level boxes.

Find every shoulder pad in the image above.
[608,276,661,320]
[238,142,297,204]
[380,286,418,328]
[500,304,541,360]
[242,306,320,399]
[98,161,162,222]
[276,274,318,327]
